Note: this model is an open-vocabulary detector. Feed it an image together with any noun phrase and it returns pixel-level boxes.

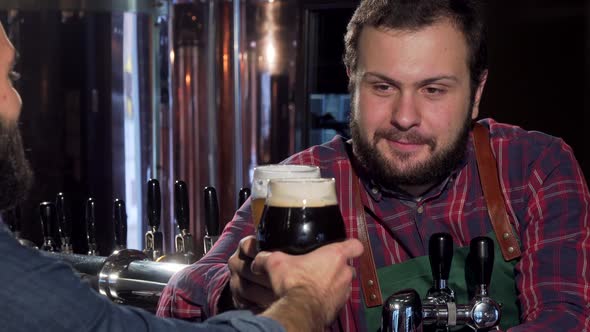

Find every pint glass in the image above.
[257,178,346,255]
[251,165,320,228]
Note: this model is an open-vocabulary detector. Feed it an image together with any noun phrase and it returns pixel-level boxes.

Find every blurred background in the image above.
[0,0,588,257]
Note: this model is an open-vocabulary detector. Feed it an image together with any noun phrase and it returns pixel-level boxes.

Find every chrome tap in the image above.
[382,234,502,332]
[40,202,58,252]
[144,179,164,261]
[56,193,73,254]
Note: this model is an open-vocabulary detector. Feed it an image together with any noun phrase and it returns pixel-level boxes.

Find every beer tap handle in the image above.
[204,187,220,236]
[429,232,454,284]
[147,179,161,232]
[113,199,127,250]
[3,206,20,234]
[85,198,98,255]
[238,187,251,208]
[39,202,57,252]
[174,180,190,232]
[469,236,494,287]
[56,193,72,238]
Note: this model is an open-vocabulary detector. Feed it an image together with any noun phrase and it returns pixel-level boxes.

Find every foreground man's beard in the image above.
[0,121,33,211]
[350,109,471,190]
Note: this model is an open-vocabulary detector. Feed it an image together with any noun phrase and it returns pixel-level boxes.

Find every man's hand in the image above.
[255,238,363,331]
[227,236,276,312]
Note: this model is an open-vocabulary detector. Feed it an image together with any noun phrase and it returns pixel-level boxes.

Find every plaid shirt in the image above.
[157,119,590,331]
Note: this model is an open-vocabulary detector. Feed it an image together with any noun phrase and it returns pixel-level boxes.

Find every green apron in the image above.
[364,232,521,331]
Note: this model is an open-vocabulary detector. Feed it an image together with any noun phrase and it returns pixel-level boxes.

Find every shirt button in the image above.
[371,187,379,195]
[417,206,424,214]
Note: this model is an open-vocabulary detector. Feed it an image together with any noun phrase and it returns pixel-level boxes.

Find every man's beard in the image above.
[350,107,472,190]
[0,121,33,211]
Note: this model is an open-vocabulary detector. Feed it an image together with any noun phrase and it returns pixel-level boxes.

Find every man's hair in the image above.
[344,0,487,93]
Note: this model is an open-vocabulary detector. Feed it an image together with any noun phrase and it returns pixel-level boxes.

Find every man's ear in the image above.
[471,70,488,120]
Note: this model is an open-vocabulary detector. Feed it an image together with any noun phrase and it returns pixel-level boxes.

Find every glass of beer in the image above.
[251,165,320,228]
[257,178,346,255]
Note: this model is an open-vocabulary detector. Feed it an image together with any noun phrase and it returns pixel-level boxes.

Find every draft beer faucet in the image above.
[203,186,220,255]
[172,180,196,263]
[382,234,502,332]
[144,179,164,261]
[85,198,98,256]
[40,202,58,252]
[238,187,251,208]
[56,193,73,254]
[113,199,127,251]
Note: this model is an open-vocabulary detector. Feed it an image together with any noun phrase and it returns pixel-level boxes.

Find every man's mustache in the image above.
[374,129,436,149]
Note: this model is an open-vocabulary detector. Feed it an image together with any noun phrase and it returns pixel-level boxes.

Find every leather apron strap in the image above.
[352,174,383,307]
[472,123,522,261]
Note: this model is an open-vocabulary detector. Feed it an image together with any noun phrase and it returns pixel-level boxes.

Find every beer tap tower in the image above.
[113,199,127,251]
[203,186,220,255]
[381,234,502,332]
[39,202,58,252]
[144,179,164,261]
[56,193,73,254]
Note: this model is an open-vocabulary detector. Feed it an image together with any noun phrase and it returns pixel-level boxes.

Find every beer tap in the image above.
[56,193,73,254]
[168,180,195,263]
[144,179,163,261]
[86,198,99,256]
[203,186,220,255]
[425,232,455,304]
[238,187,251,208]
[465,237,501,331]
[4,206,37,248]
[113,199,127,251]
[39,202,58,252]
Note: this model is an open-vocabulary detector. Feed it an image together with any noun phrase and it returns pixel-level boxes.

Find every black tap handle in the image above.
[174,180,190,231]
[85,198,97,243]
[3,206,20,233]
[469,236,494,286]
[39,202,57,239]
[147,179,161,231]
[56,192,72,239]
[238,187,251,208]
[113,199,127,247]
[204,186,220,236]
[428,232,454,281]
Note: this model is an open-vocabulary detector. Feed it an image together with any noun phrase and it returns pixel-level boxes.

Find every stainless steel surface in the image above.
[382,289,423,332]
[0,0,167,15]
[44,250,187,311]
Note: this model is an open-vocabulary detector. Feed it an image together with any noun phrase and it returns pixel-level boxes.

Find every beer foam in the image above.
[252,165,320,199]
[266,178,338,207]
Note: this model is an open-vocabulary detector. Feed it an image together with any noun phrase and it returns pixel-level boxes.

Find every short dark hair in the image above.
[344,0,487,94]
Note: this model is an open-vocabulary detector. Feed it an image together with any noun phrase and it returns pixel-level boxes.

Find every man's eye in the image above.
[373,84,392,92]
[9,71,20,83]
[424,87,445,95]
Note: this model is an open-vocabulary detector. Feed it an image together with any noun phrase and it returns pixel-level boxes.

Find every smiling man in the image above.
[159,1,590,331]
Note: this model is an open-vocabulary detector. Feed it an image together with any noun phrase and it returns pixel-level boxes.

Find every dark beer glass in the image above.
[257,178,346,255]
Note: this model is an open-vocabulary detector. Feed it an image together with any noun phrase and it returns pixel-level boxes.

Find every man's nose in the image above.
[390,92,420,130]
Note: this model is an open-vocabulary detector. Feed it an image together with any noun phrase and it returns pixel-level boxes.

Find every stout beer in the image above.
[257,178,346,255]
[251,165,320,227]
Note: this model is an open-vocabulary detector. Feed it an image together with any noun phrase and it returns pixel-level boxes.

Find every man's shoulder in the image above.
[478,118,564,151]
[282,136,350,167]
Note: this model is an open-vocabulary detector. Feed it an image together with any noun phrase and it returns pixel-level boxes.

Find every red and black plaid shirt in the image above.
[157,119,590,331]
